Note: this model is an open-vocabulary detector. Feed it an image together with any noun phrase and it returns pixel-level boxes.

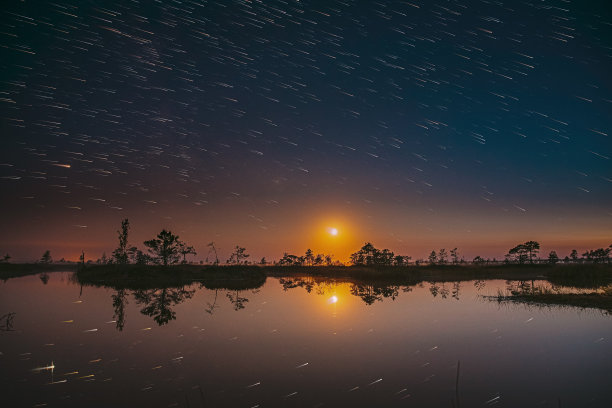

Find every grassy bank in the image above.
[491,289,612,314]
[3,262,611,289]
[268,263,612,285]
[75,264,267,290]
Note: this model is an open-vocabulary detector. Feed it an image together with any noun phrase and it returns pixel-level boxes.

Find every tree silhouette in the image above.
[178,243,196,264]
[133,250,150,265]
[227,246,249,265]
[350,243,394,266]
[394,255,407,266]
[507,244,527,264]
[143,230,184,266]
[428,250,437,265]
[450,248,459,264]
[472,255,485,264]
[377,249,395,265]
[206,242,219,265]
[112,219,131,264]
[569,249,579,263]
[507,241,540,264]
[351,242,375,265]
[438,248,448,264]
[548,251,559,265]
[278,252,303,265]
[40,250,52,264]
[1,254,10,263]
[524,241,540,263]
[304,249,315,266]
[582,248,611,263]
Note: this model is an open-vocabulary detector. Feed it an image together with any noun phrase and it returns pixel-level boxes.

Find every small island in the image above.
[3,218,611,313]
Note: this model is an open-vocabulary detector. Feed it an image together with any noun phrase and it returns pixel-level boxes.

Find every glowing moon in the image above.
[329,228,338,236]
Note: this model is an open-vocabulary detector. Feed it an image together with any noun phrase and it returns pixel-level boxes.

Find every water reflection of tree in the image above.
[226,290,249,311]
[134,287,195,325]
[349,284,400,305]
[429,282,440,297]
[279,277,315,293]
[440,283,450,299]
[39,273,49,285]
[504,280,562,296]
[276,277,471,305]
[506,280,535,295]
[473,280,486,291]
[204,289,220,315]
[451,282,461,300]
[112,289,128,331]
[429,281,462,300]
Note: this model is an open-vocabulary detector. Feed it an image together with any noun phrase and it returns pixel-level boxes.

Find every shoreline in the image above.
[2,263,611,313]
[2,262,610,285]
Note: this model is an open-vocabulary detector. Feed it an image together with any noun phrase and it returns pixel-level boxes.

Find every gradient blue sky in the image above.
[1,0,610,262]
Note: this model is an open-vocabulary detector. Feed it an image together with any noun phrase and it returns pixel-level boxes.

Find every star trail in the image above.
[1,0,610,262]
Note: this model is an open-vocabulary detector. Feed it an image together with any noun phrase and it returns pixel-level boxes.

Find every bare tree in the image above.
[206,242,219,265]
[227,246,249,265]
[113,219,131,264]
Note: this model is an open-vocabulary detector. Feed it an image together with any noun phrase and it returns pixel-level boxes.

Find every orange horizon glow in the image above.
[1,205,610,263]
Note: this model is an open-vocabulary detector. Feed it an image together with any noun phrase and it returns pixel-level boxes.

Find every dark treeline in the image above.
[1,219,611,266]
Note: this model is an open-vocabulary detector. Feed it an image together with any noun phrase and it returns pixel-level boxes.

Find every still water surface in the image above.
[1,272,611,407]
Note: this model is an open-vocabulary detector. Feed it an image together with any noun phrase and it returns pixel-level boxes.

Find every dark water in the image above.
[1,272,611,407]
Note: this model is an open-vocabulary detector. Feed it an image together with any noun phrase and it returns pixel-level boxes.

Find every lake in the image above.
[1,272,611,407]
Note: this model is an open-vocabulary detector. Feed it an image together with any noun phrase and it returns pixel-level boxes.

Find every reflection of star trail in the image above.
[31,361,55,373]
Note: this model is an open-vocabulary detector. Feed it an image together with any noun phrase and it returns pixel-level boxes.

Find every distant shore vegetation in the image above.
[0,218,610,317]
[1,218,611,267]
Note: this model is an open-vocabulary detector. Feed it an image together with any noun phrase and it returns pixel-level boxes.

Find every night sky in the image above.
[1,0,610,263]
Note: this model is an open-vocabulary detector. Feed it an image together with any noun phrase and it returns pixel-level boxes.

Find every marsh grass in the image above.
[489,279,612,314]
[0,262,78,280]
[495,292,612,314]
[75,264,267,290]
